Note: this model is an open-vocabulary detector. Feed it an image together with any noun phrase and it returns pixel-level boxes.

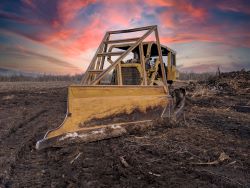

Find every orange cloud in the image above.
[160,1,207,26]
[97,0,143,26]
[46,0,144,56]
[155,1,249,48]
[4,0,249,61]
[45,29,75,43]
[60,17,107,56]
[178,2,207,20]
[145,0,173,7]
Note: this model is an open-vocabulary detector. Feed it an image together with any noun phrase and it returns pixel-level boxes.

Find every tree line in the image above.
[0,74,83,82]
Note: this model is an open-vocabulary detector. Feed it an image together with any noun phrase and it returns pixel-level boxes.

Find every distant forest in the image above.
[178,72,216,81]
[0,74,83,82]
[0,72,216,82]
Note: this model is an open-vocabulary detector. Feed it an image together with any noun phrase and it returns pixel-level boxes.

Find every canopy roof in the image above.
[115,41,176,57]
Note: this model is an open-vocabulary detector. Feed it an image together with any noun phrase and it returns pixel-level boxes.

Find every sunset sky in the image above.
[0,0,249,75]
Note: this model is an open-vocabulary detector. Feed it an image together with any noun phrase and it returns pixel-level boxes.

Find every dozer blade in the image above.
[36,85,173,150]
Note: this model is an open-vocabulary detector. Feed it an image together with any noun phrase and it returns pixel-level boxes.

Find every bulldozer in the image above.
[36,25,185,150]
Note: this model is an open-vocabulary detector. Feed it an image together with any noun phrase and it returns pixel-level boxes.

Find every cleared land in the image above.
[0,71,249,187]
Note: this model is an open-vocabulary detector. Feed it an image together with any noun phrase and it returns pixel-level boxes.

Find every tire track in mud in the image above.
[5,109,48,138]
[0,109,50,187]
[1,76,250,187]
[0,87,67,187]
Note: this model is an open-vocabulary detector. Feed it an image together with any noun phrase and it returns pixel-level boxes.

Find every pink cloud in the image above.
[217,0,250,14]
[41,0,144,56]
[44,29,76,43]
[1,0,249,75]
[4,0,249,58]
[154,1,249,48]
[59,17,107,56]
[57,0,96,25]
[149,0,207,24]
[145,0,173,7]
[97,0,143,26]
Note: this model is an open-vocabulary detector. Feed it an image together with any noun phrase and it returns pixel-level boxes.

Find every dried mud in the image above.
[0,72,249,188]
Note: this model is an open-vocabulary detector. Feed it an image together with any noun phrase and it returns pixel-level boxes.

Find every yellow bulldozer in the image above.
[36,25,185,150]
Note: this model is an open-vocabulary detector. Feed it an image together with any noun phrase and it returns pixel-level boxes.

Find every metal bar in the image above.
[104,37,140,44]
[108,43,133,53]
[116,63,123,85]
[97,52,124,56]
[81,32,109,85]
[146,42,153,58]
[91,27,155,85]
[154,27,167,85]
[167,51,171,80]
[149,59,160,85]
[108,25,156,34]
[100,34,110,70]
[88,70,103,73]
[107,58,113,64]
[96,58,101,70]
[139,43,147,85]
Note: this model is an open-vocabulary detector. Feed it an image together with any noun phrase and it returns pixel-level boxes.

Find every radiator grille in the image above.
[121,67,141,85]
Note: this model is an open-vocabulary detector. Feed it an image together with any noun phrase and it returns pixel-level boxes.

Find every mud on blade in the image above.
[36,86,172,150]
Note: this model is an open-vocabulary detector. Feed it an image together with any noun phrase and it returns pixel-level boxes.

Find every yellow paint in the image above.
[169,66,177,81]
[167,52,177,81]
[46,85,169,138]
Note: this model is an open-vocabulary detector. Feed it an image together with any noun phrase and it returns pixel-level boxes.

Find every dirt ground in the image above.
[0,71,249,188]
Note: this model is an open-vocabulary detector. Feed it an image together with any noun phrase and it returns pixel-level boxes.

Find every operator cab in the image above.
[111,42,177,85]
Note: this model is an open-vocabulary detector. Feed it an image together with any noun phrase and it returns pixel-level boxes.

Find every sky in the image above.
[0,0,250,75]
